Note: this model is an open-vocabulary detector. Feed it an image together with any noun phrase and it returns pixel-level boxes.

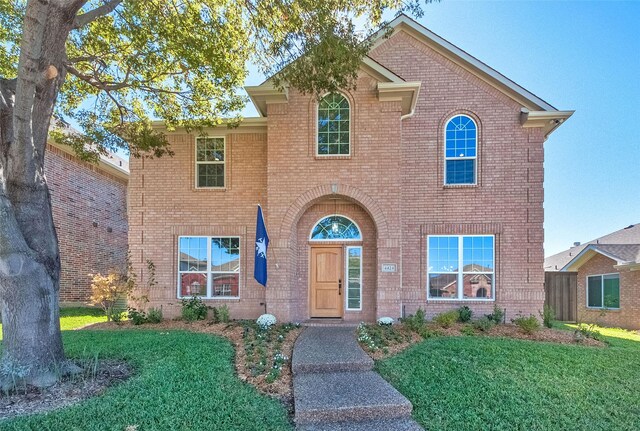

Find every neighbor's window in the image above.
[445,115,477,185]
[196,137,225,188]
[178,236,240,298]
[346,246,362,310]
[427,235,494,300]
[587,274,620,309]
[318,93,350,155]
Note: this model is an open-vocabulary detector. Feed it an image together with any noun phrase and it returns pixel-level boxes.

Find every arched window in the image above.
[317,93,350,155]
[445,115,477,185]
[310,215,361,241]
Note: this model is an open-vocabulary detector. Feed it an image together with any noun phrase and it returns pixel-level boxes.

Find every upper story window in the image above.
[445,115,477,185]
[196,137,225,188]
[317,93,350,156]
[310,215,361,241]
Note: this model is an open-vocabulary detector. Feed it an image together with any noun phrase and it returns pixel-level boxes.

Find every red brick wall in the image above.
[576,254,640,329]
[130,28,549,322]
[46,144,128,303]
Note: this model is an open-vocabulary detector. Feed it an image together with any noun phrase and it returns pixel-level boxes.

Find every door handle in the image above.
[338,279,342,296]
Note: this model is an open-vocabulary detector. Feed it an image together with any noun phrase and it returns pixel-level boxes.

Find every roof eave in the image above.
[521,109,575,138]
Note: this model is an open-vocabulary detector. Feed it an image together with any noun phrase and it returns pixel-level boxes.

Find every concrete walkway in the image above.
[292,327,423,431]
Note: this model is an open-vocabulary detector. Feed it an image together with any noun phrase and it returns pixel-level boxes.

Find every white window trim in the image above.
[586,273,620,310]
[177,235,240,299]
[443,114,477,186]
[427,234,495,302]
[309,214,362,242]
[195,136,226,189]
[345,245,363,311]
[316,92,352,157]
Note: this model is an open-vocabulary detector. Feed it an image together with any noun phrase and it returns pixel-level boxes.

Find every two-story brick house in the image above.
[129,15,573,322]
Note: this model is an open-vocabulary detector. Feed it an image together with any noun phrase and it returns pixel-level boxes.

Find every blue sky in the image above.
[242,1,640,257]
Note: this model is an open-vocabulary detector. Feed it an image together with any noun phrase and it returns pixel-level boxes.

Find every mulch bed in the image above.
[362,323,605,361]
[0,360,131,421]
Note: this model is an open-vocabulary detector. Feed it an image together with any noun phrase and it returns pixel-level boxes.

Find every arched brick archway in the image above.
[279,183,389,241]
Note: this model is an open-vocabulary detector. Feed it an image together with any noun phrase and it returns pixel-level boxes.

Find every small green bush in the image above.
[402,308,427,332]
[539,304,555,328]
[460,324,476,336]
[216,305,230,323]
[457,306,473,323]
[512,315,541,334]
[574,323,602,342]
[147,307,163,323]
[418,326,441,339]
[433,310,459,329]
[181,297,208,322]
[486,305,505,324]
[127,307,147,325]
[473,316,495,332]
[109,310,125,323]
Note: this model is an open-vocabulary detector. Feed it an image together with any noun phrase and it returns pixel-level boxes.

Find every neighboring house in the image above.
[129,14,573,322]
[46,140,129,304]
[545,224,640,329]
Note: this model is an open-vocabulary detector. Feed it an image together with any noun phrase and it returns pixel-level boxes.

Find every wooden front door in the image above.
[310,246,343,318]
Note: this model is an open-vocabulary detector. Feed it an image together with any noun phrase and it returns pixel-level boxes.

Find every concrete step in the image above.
[294,371,413,425]
[292,327,373,375]
[296,417,424,431]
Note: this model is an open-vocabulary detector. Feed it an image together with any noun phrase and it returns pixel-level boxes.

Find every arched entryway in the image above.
[295,198,377,321]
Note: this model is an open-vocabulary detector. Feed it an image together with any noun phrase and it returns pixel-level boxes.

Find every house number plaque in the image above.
[381,263,397,273]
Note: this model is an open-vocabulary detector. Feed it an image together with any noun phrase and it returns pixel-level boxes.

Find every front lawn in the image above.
[377,329,640,430]
[0,307,107,340]
[0,330,292,430]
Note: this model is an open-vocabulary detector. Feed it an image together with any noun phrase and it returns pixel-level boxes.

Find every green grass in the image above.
[377,329,640,430]
[0,330,292,430]
[0,307,107,340]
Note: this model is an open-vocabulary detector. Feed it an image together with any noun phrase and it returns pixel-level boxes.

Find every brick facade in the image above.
[576,253,640,330]
[129,20,568,322]
[46,143,129,303]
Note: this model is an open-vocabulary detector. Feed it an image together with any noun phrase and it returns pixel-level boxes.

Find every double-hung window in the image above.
[196,137,225,188]
[178,236,240,298]
[587,274,620,309]
[445,115,477,185]
[427,235,494,300]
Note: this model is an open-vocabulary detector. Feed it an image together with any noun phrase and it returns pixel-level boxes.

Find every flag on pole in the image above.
[254,205,269,287]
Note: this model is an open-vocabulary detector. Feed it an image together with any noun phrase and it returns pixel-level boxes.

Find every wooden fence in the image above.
[544,272,578,322]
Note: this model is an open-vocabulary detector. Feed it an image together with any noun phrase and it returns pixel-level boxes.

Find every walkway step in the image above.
[296,417,424,431]
[293,370,413,424]
[292,327,373,374]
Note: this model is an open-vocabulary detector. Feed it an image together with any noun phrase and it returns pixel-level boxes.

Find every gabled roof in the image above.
[245,14,572,136]
[544,224,640,271]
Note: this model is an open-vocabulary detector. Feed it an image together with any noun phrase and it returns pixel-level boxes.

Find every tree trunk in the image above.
[0,0,85,388]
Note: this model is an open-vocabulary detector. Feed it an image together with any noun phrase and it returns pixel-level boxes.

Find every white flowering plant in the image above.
[256,313,277,330]
[377,317,394,326]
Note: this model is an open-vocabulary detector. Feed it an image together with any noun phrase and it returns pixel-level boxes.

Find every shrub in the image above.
[402,308,426,332]
[512,315,541,334]
[539,304,555,328]
[460,324,476,336]
[458,306,473,323]
[181,297,208,322]
[147,307,163,324]
[257,314,277,330]
[88,271,133,322]
[574,323,602,342]
[378,317,394,326]
[473,316,495,332]
[433,310,459,329]
[128,308,147,325]
[216,305,230,323]
[486,305,505,324]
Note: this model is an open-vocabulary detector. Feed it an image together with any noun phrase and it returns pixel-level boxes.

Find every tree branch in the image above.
[66,63,130,91]
[0,78,16,112]
[73,0,123,29]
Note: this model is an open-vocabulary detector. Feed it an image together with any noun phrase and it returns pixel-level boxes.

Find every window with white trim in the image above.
[196,137,225,188]
[178,236,240,298]
[427,235,494,300]
[317,93,350,155]
[587,273,620,309]
[310,215,361,241]
[445,115,477,185]
[346,246,362,310]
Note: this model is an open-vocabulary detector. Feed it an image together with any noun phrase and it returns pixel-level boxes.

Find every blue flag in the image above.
[254,205,269,287]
